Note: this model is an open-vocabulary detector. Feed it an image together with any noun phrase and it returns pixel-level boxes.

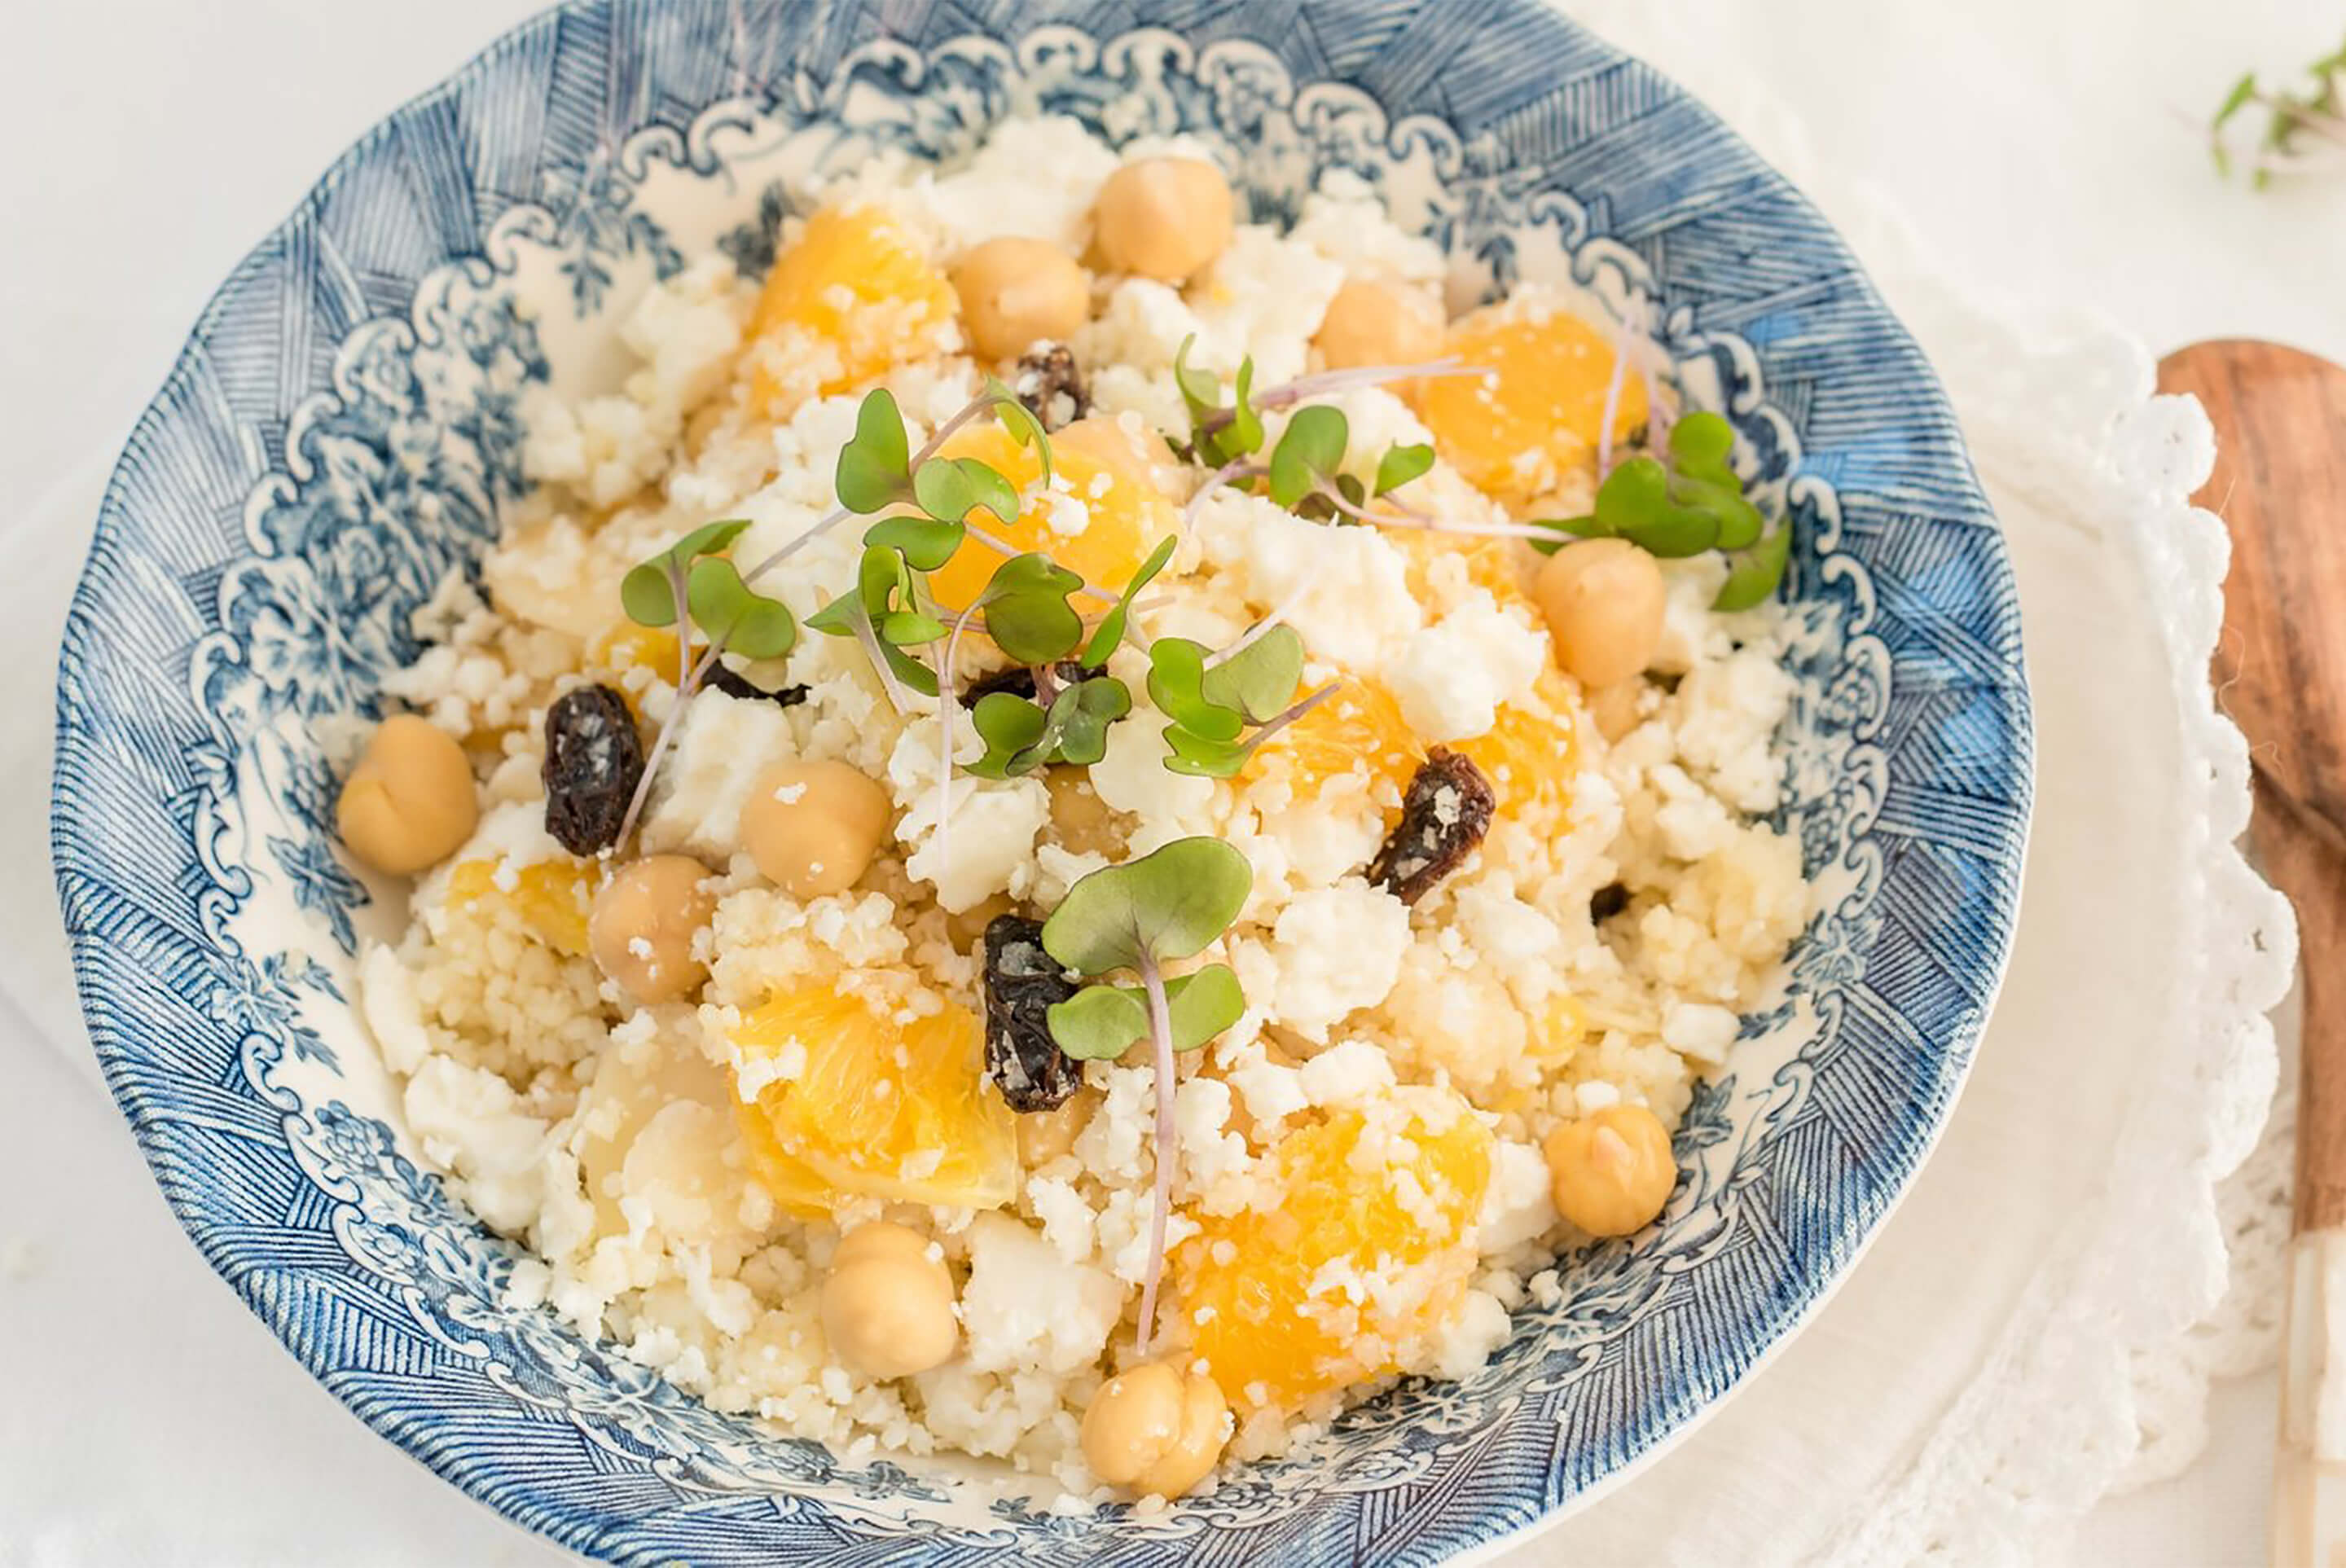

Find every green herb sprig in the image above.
[1041,837,1252,1353]
[2212,36,2346,186]
[1539,411,1791,611]
[1145,626,1335,779]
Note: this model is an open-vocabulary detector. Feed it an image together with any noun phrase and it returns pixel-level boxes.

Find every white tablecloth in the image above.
[2,2,2339,1563]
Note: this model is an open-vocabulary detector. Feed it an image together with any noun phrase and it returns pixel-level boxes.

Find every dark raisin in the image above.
[1589,882,1632,924]
[982,914,1083,1113]
[703,662,809,709]
[542,684,645,855]
[1368,748,1496,906]
[962,660,1088,709]
[1013,344,1089,430]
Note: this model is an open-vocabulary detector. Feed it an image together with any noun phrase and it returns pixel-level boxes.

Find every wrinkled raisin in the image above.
[1013,344,1089,430]
[962,660,1088,709]
[1368,748,1496,906]
[542,684,645,855]
[982,914,1083,1113]
[1589,882,1632,924]
[703,662,809,709]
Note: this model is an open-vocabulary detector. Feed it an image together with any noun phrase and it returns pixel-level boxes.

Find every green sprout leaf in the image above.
[967,690,1050,779]
[912,455,1020,529]
[1083,535,1177,666]
[1045,964,1246,1061]
[622,519,753,626]
[836,389,914,513]
[1145,639,1244,743]
[1173,335,1220,424]
[1374,442,1435,497]
[1046,675,1133,767]
[978,553,1085,665]
[1714,520,1795,613]
[1040,837,1254,977]
[806,545,940,696]
[879,609,948,646]
[1200,626,1303,725]
[1267,405,1349,507]
[684,556,797,660]
[1161,724,1252,778]
[2215,70,2260,134]
[1224,356,1264,459]
[986,377,1054,485]
[863,513,965,572]
[1549,413,1765,560]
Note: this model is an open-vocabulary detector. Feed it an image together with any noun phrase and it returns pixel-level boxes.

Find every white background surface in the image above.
[1,2,2339,1563]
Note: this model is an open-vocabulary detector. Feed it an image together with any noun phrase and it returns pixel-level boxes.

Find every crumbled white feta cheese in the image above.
[1383,593,1547,743]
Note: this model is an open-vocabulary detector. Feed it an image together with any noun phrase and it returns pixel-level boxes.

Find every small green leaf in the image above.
[837,389,913,513]
[1043,964,1245,1061]
[979,553,1086,665]
[913,455,1020,529]
[1083,535,1177,665]
[1146,639,1244,742]
[1374,442,1435,497]
[1714,521,1795,612]
[879,609,948,645]
[1226,356,1264,457]
[968,691,1049,779]
[1162,964,1245,1051]
[1527,515,1610,556]
[686,556,797,660]
[876,635,941,698]
[1044,984,1150,1061]
[1173,335,1220,419]
[2214,71,2260,131]
[987,379,1055,485]
[1200,626,1303,724]
[1667,411,1737,473]
[1040,837,1254,976]
[1160,723,1251,778]
[806,589,859,636]
[1041,675,1132,768]
[622,519,753,626]
[864,514,966,572]
[1267,406,1349,507]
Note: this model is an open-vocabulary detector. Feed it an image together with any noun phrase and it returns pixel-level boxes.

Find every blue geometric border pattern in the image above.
[51,2,2030,1565]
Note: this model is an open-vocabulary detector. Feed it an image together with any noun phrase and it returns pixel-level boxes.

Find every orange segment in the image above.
[1180,1090,1493,1408]
[1453,665,1579,818]
[1420,299,1647,506]
[1250,677,1423,809]
[1395,530,1531,608]
[749,205,958,406]
[588,623,686,682]
[730,979,1016,1214]
[446,857,599,956]
[924,423,1171,611]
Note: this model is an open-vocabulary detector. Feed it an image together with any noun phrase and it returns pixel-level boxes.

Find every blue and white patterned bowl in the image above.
[51,2,2031,1561]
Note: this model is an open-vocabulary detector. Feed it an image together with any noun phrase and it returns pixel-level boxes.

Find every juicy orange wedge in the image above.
[1180,1089,1494,1409]
[1453,664,1579,818]
[749,205,958,406]
[1418,299,1648,506]
[446,857,600,956]
[731,980,1016,1214]
[923,421,1172,612]
[1250,676,1423,810]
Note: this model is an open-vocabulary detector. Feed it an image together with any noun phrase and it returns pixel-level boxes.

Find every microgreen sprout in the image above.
[612,517,799,848]
[2212,36,2346,186]
[1537,410,1791,609]
[1147,626,1338,779]
[1041,837,1253,1353]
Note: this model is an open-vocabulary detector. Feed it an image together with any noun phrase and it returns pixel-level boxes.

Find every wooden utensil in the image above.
[2157,340,2346,1568]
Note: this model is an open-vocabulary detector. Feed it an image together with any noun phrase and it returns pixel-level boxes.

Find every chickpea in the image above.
[1587,679,1649,744]
[1017,1086,1098,1167]
[821,1221,960,1379]
[1533,538,1667,689]
[1081,1362,1231,1500]
[740,759,892,900]
[587,854,715,1003]
[1314,278,1447,372]
[1092,158,1234,283]
[950,237,1092,362]
[1542,1103,1677,1237]
[336,714,479,875]
[1045,766,1128,858]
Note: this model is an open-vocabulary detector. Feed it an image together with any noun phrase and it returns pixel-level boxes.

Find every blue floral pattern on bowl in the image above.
[51,2,2031,1562]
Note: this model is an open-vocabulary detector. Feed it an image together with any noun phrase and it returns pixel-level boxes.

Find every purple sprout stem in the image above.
[1195,358,1483,440]
[1596,334,1630,478]
[617,630,733,852]
[1314,481,1561,541]
[738,504,853,591]
[1136,950,1177,1359]
[1242,683,1340,753]
[931,604,984,896]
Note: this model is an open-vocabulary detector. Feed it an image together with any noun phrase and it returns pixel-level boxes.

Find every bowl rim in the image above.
[51,0,2034,1561]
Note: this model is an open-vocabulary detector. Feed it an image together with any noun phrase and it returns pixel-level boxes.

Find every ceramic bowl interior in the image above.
[52,1,2031,1562]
